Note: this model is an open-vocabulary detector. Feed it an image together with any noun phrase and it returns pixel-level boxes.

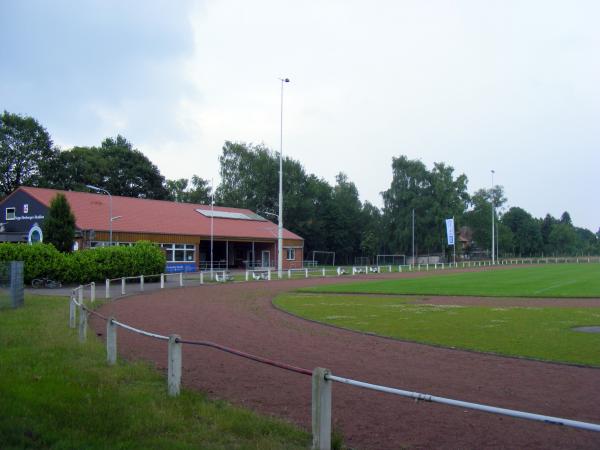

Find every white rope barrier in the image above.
[326,374,600,433]
[110,319,170,341]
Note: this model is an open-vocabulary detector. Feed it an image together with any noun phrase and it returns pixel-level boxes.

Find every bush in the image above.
[0,243,65,282]
[0,241,166,284]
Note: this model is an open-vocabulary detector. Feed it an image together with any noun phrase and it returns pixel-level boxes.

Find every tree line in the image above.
[2,111,599,261]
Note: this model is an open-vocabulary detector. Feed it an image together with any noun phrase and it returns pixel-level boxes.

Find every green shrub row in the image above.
[0,242,166,284]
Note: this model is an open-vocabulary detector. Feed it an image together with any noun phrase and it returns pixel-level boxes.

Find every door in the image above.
[261,250,270,268]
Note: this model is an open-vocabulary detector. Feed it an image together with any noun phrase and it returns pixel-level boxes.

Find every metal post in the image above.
[278,77,290,280]
[288,269,291,279]
[312,367,332,450]
[91,282,95,302]
[69,296,76,328]
[121,277,125,295]
[245,270,249,281]
[412,208,415,266]
[168,335,182,396]
[105,279,110,299]
[78,301,87,343]
[160,273,165,289]
[78,286,83,306]
[107,317,117,365]
[267,269,272,281]
[322,267,325,277]
[140,275,144,291]
[200,271,204,284]
[305,268,308,278]
[491,169,495,265]
[179,272,183,287]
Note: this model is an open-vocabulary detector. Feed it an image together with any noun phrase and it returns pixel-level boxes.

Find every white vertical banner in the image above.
[445,218,455,246]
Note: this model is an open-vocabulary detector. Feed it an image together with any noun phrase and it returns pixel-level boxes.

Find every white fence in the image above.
[89,257,600,299]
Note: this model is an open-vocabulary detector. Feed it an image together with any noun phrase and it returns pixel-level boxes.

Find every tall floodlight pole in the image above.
[86,185,113,246]
[412,209,415,267]
[491,170,495,265]
[210,179,214,280]
[278,77,290,279]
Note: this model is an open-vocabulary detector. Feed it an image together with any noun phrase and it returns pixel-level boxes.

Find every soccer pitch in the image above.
[301,264,600,298]
[275,264,600,366]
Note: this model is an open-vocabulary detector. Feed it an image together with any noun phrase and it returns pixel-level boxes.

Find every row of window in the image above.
[160,244,196,262]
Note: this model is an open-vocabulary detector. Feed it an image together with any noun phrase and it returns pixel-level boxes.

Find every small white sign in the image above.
[23,204,28,213]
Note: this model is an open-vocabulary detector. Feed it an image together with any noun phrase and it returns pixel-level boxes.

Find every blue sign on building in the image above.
[165,262,197,273]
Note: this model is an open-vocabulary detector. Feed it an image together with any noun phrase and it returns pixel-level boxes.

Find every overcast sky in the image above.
[1,0,599,231]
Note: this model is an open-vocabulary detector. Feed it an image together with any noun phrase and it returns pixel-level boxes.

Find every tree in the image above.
[42,193,76,253]
[463,186,507,255]
[166,176,212,204]
[166,178,189,202]
[382,156,469,258]
[560,211,572,226]
[99,136,169,199]
[501,207,543,256]
[45,135,169,199]
[0,111,57,196]
[548,223,578,255]
[323,173,363,264]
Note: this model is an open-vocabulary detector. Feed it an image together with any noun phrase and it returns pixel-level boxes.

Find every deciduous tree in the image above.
[0,111,57,196]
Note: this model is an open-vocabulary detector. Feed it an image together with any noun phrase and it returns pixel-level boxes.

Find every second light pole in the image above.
[278,77,290,278]
[491,170,495,265]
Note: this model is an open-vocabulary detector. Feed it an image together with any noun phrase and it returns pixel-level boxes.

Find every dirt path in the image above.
[91,274,600,449]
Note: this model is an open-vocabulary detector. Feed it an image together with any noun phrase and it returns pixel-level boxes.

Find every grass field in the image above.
[274,293,600,366]
[301,264,600,298]
[0,296,310,450]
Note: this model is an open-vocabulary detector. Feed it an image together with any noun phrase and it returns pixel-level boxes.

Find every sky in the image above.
[1,0,599,232]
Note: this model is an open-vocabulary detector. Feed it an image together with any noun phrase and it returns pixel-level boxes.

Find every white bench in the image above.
[215,271,234,282]
[252,271,269,281]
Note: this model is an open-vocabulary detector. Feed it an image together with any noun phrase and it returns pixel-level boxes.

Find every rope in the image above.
[111,319,169,341]
[177,338,312,376]
[326,374,600,433]
[84,306,109,321]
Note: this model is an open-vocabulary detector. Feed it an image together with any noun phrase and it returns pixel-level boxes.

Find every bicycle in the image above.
[31,277,62,289]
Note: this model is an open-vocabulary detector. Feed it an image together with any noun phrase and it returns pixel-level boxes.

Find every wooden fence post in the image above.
[69,295,76,328]
[168,335,182,396]
[312,367,332,450]
[78,301,87,343]
[107,317,117,365]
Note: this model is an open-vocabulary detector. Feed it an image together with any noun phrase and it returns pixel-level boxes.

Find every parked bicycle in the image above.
[31,277,62,288]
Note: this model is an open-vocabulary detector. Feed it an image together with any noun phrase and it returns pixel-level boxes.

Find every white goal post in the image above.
[312,251,336,267]
[376,254,406,266]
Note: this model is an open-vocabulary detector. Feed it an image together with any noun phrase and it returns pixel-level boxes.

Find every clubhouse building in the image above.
[0,187,304,273]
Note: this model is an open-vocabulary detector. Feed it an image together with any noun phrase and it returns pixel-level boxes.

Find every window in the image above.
[161,243,196,262]
[286,248,296,260]
[6,207,15,220]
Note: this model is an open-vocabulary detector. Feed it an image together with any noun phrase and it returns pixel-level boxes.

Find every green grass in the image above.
[0,296,310,449]
[274,293,600,366]
[301,264,600,298]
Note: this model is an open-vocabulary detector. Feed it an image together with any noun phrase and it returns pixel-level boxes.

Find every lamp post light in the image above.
[86,185,113,246]
[491,170,495,265]
[278,77,290,279]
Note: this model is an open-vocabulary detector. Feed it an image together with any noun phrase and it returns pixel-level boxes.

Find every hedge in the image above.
[0,241,166,284]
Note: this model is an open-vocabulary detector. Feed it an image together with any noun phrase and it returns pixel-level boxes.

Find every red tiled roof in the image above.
[18,187,302,241]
